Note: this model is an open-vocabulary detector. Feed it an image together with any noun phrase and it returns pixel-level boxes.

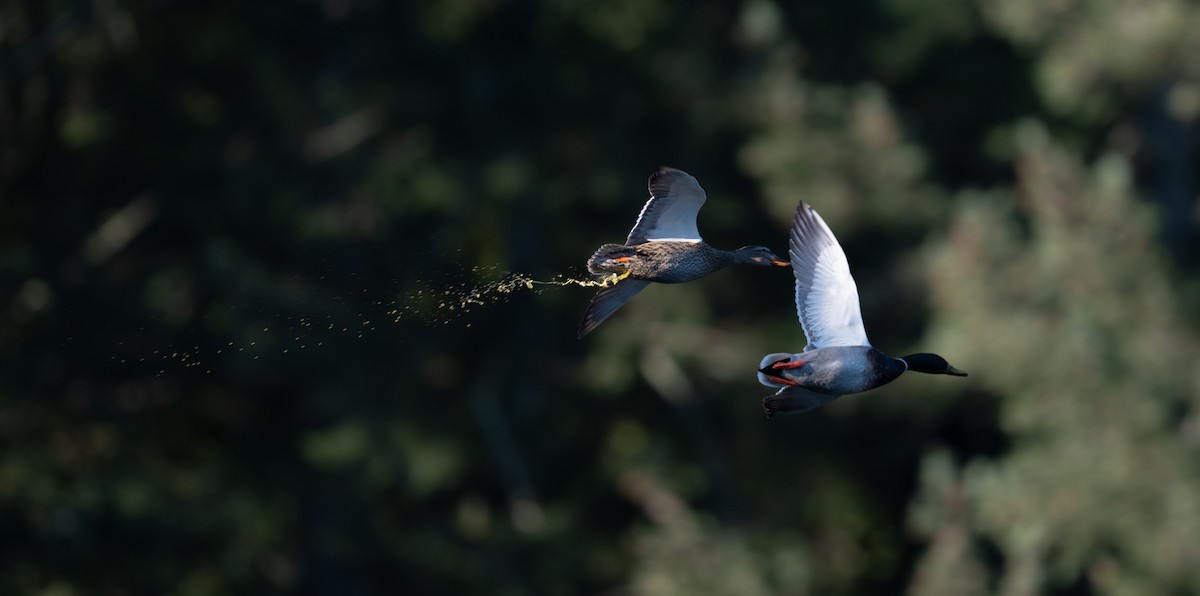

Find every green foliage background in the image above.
[4,0,1200,594]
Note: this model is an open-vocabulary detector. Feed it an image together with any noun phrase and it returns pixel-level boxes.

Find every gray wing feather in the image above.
[578,280,651,338]
[763,386,842,417]
[625,167,707,245]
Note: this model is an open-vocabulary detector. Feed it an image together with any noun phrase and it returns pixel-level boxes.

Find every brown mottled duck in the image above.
[578,167,789,338]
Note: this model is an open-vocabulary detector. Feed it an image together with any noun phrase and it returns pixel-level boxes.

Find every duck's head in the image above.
[899,353,968,376]
[735,245,789,267]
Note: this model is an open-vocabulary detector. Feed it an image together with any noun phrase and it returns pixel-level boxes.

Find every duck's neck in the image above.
[868,349,909,385]
[898,353,936,374]
[727,248,758,265]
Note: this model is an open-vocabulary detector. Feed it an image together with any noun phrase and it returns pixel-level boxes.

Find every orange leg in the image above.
[766,375,799,386]
[771,358,807,370]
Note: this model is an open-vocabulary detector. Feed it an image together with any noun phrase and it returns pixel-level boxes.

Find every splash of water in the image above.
[495,270,629,291]
[113,266,627,376]
[390,268,629,326]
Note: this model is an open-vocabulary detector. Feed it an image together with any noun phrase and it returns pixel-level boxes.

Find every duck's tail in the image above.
[587,244,638,275]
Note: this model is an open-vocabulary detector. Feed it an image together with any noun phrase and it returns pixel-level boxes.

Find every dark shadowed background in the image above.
[4,0,1200,594]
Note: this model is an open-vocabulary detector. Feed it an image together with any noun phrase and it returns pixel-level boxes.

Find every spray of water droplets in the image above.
[388,266,627,326]
[111,266,626,375]
[112,315,375,377]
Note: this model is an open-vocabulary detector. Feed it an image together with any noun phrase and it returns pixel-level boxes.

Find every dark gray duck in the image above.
[578,167,789,338]
[756,201,967,416]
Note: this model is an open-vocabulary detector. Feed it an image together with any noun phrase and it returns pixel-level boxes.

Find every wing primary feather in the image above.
[787,202,870,348]
[577,280,651,338]
[763,386,842,417]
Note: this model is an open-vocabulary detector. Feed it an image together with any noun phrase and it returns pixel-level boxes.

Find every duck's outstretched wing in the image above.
[763,386,842,417]
[788,202,870,349]
[625,167,707,245]
[578,280,651,338]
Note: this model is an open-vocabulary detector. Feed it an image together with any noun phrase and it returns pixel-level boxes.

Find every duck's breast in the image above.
[805,346,899,394]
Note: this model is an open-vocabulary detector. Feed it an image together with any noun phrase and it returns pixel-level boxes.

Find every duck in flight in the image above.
[579,167,790,338]
[757,202,967,416]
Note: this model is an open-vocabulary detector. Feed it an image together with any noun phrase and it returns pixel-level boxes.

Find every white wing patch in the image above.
[625,168,707,245]
[789,202,871,349]
[800,245,869,348]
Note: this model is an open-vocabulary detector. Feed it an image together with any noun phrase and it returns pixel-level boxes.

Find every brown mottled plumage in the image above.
[587,242,747,283]
[578,167,789,338]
